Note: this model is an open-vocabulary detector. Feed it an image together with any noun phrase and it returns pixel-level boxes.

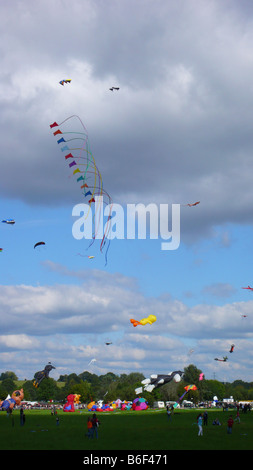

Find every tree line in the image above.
[1,365,253,405]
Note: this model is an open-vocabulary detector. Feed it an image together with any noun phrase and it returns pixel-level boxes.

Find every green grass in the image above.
[0,408,252,450]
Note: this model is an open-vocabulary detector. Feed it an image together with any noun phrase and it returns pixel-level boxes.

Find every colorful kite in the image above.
[178,384,197,400]
[171,384,197,408]
[33,363,55,388]
[63,394,81,412]
[50,115,113,264]
[130,314,157,327]
[132,397,148,410]
[59,79,71,85]
[0,388,24,413]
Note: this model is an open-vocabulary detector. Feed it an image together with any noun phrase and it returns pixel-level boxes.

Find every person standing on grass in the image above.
[235,404,240,423]
[227,415,234,434]
[86,416,92,438]
[166,405,173,421]
[197,413,203,436]
[91,413,100,439]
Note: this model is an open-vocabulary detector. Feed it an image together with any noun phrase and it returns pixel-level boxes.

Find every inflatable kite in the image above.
[130,314,157,327]
[50,115,113,264]
[132,397,148,411]
[87,401,117,412]
[0,388,24,413]
[135,370,183,394]
[59,79,71,85]
[2,219,15,225]
[63,394,80,412]
[33,362,55,388]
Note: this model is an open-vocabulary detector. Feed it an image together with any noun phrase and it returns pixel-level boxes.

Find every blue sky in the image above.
[1,0,253,387]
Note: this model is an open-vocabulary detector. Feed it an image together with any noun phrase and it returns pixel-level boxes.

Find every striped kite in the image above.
[50,115,113,264]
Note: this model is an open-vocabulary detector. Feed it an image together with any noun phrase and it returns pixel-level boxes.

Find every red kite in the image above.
[229,344,235,353]
[183,201,200,207]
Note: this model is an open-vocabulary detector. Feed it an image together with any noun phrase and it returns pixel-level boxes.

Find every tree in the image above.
[0,378,16,395]
[36,378,58,402]
[183,364,202,384]
[204,380,225,400]
[0,371,18,381]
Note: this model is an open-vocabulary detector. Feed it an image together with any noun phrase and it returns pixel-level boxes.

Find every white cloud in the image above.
[0,268,252,380]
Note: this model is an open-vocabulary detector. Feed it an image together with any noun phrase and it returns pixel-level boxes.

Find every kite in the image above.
[170,384,198,409]
[132,397,148,411]
[183,201,200,207]
[0,388,24,413]
[214,356,228,362]
[109,87,120,91]
[50,115,113,264]
[130,314,157,327]
[34,241,45,249]
[63,394,81,412]
[178,384,197,400]
[59,79,71,85]
[2,219,15,225]
[77,253,95,259]
[135,370,183,394]
[241,314,247,318]
[229,344,235,353]
[105,341,112,345]
[33,363,55,388]
[242,286,253,291]
[199,373,204,381]
[88,358,96,366]
[188,348,194,356]
[0,248,2,252]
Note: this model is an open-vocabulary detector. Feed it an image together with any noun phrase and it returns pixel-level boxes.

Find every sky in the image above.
[1,0,253,386]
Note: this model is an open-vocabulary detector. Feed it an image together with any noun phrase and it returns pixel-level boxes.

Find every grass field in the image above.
[0,408,252,451]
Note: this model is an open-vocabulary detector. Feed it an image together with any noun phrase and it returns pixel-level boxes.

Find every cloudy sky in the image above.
[1,0,253,385]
